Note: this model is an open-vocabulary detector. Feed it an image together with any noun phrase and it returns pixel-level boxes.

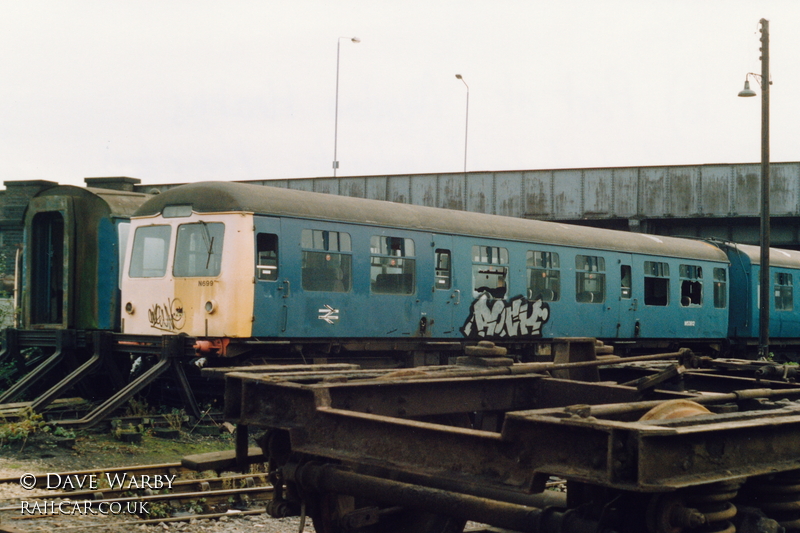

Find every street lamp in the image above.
[738,18,770,360]
[333,36,360,177]
[455,74,469,173]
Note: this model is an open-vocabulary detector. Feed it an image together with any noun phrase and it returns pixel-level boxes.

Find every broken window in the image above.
[472,245,509,299]
[679,264,702,307]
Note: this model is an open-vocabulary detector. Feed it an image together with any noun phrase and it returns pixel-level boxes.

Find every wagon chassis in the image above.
[225,346,800,533]
[0,326,570,428]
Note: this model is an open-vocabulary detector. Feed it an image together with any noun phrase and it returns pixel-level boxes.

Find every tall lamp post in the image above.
[738,18,770,360]
[333,36,360,177]
[455,74,469,173]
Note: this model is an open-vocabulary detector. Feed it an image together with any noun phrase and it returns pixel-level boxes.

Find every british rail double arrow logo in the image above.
[318,305,340,324]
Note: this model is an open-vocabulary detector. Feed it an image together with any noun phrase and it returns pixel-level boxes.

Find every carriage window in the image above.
[256,233,278,281]
[775,272,793,311]
[472,245,509,299]
[575,255,605,303]
[527,250,559,301]
[620,265,632,299]
[129,225,171,278]
[644,261,669,306]
[370,236,415,295]
[173,222,225,277]
[679,264,703,307]
[435,249,451,290]
[714,268,727,309]
[301,229,352,292]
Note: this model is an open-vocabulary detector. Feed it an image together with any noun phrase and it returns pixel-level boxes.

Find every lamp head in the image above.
[351,37,361,43]
[455,74,462,80]
[738,79,757,97]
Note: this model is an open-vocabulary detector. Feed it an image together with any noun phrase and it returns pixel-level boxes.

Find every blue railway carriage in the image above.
[716,242,800,352]
[21,185,150,330]
[120,181,730,361]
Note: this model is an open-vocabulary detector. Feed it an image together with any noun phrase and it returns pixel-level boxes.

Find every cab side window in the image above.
[620,265,632,299]
[256,233,279,281]
[435,249,452,290]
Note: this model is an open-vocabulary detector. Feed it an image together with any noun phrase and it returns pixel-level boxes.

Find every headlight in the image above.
[125,302,135,315]
[204,300,217,314]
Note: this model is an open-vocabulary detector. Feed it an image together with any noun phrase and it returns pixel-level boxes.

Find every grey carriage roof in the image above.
[33,185,151,218]
[134,181,729,263]
[723,243,800,269]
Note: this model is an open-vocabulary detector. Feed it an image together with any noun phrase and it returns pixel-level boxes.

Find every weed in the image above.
[0,407,49,450]
[185,498,207,514]
[163,408,186,432]
[53,426,76,439]
[148,501,171,519]
[126,397,153,418]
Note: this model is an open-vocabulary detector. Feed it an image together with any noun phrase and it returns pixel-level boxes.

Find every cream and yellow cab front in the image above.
[121,211,255,338]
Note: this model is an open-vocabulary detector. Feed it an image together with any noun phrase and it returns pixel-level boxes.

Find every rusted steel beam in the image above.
[288,462,598,533]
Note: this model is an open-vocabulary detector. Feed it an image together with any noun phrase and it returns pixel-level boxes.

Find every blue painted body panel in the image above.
[95,217,119,331]
[250,214,729,342]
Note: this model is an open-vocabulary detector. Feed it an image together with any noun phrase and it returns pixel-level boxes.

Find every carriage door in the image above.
[253,217,288,336]
[617,257,638,338]
[431,236,458,336]
[28,198,74,328]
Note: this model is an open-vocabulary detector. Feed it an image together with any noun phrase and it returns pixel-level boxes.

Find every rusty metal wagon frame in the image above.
[224,345,800,533]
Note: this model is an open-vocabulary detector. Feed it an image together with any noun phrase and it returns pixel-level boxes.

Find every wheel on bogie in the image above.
[310,492,465,533]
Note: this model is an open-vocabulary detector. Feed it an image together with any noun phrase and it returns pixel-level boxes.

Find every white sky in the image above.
[1,1,798,188]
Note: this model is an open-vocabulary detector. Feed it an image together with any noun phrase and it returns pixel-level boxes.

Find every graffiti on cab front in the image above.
[461,293,550,339]
[148,298,185,332]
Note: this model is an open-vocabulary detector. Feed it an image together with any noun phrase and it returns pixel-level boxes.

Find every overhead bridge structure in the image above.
[233,162,800,249]
[2,161,800,280]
